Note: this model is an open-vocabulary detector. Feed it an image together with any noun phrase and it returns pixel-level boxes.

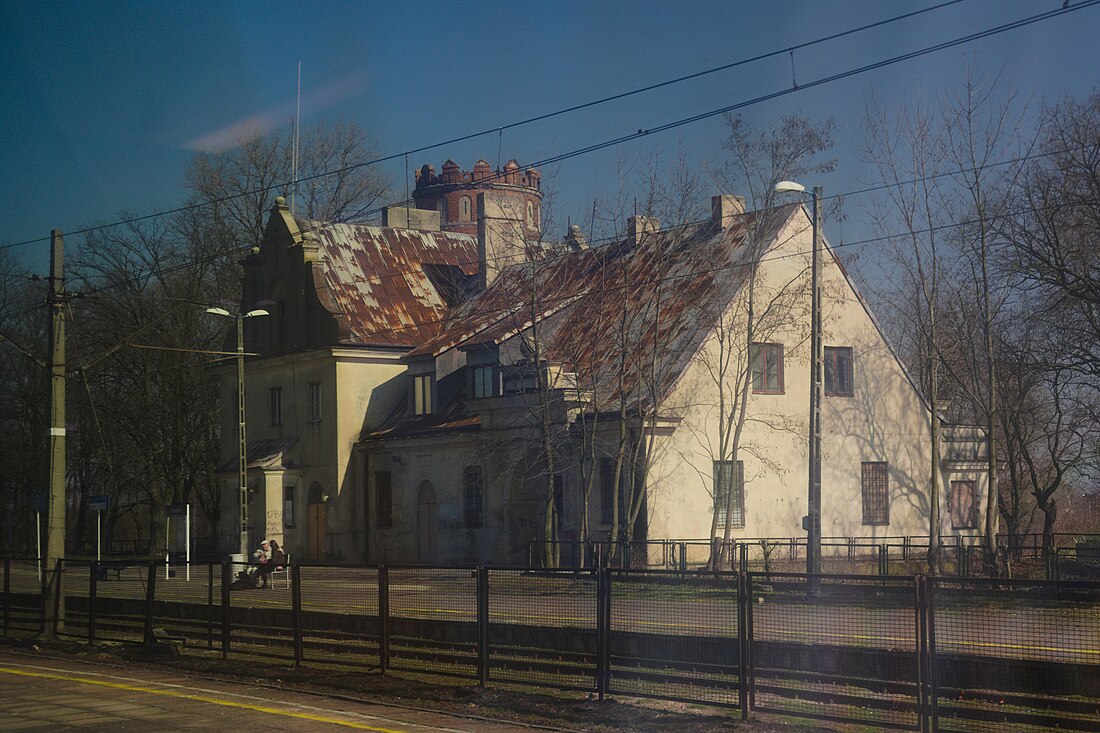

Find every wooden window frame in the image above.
[750,343,785,394]
[471,365,498,399]
[412,374,433,416]
[824,346,854,397]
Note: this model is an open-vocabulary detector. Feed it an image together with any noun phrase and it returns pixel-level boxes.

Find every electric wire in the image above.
[0,0,974,252]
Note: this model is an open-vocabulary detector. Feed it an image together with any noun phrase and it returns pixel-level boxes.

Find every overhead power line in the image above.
[1,0,1094,320]
[0,0,969,253]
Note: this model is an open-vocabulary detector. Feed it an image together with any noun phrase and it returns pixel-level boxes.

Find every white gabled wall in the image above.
[646,210,986,543]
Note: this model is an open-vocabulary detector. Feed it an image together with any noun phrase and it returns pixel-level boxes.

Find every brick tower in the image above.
[413,159,542,240]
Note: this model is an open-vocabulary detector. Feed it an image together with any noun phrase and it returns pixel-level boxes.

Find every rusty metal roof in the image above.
[305,221,479,348]
[406,206,797,411]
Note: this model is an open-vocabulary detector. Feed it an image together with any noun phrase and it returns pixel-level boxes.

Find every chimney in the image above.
[382,206,440,231]
[476,192,527,291]
[627,215,659,245]
[711,195,745,230]
[565,223,589,251]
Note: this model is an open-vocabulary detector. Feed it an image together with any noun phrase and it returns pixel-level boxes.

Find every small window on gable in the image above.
[861,462,889,525]
[825,346,853,396]
[269,387,283,426]
[750,343,784,394]
[412,374,433,416]
[459,196,472,222]
[950,480,978,529]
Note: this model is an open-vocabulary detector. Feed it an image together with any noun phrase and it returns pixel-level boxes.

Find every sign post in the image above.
[35,493,46,583]
[89,495,109,563]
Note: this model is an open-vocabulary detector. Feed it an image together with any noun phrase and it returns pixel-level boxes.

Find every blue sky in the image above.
[2,0,1098,274]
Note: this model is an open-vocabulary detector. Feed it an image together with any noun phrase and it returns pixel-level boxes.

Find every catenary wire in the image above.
[0,1,1094,323]
[0,0,972,252]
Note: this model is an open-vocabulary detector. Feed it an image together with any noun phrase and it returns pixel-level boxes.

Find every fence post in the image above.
[206,563,214,650]
[476,566,489,686]
[739,542,748,573]
[878,544,888,577]
[378,565,390,675]
[143,561,156,645]
[88,562,98,645]
[915,576,929,732]
[291,564,303,667]
[595,567,610,699]
[679,543,687,573]
[927,577,939,730]
[3,558,9,637]
[746,571,756,710]
[220,560,230,659]
[737,571,749,719]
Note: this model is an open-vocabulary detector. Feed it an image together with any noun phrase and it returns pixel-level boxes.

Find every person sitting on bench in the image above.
[254,539,286,588]
[250,539,271,587]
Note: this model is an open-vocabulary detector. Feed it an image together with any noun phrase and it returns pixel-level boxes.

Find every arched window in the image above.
[534,203,540,229]
[526,200,533,225]
[459,196,472,222]
[437,197,448,221]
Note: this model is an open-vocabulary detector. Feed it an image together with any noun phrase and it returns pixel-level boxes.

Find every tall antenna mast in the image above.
[291,60,301,215]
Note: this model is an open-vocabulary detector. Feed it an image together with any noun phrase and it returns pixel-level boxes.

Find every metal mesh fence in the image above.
[3,558,43,636]
[609,569,742,707]
[226,559,295,662]
[298,565,379,669]
[386,566,477,679]
[488,568,598,691]
[87,560,154,643]
[930,577,1100,732]
[749,573,920,729]
[150,561,222,650]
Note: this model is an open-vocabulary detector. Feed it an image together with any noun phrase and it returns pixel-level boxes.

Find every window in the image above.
[534,203,541,229]
[464,466,483,528]
[824,346,853,396]
[526,200,534,225]
[459,195,472,222]
[553,474,564,524]
[471,365,497,399]
[750,343,784,394]
[308,381,322,422]
[861,462,889,525]
[283,485,296,528]
[412,374,433,416]
[269,387,283,426]
[436,197,448,221]
[714,460,745,529]
[950,480,978,529]
[600,458,616,525]
[375,471,393,528]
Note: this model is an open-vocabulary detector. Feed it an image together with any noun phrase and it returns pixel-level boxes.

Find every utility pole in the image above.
[808,186,823,578]
[43,229,67,637]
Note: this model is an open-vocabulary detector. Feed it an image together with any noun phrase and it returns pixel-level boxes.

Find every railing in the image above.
[4,556,1099,731]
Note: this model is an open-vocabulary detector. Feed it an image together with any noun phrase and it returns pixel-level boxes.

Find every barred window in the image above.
[750,343,784,394]
[824,346,853,396]
[375,470,393,528]
[464,465,483,528]
[861,461,889,525]
[950,480,978,529]
[714,460,745,529]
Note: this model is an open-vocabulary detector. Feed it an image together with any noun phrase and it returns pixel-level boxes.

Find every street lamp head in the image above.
[205,307,231,317]
[774,180,807,194]
[243,309,270,319]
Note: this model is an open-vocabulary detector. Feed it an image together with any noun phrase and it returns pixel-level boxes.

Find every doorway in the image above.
[307,483,326,560]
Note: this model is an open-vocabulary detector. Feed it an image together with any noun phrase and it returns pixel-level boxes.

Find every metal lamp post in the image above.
[206,306,268,556]
[775,181,823,577]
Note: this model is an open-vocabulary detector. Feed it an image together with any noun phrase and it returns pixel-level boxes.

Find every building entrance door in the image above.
[417,480,436,563]
[307,483,326,560]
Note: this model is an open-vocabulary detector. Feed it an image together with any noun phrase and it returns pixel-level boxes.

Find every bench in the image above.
[269,554,291,588]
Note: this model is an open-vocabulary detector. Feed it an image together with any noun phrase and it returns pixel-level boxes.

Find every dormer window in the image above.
[471,365,498,399]
[412,374,433,416]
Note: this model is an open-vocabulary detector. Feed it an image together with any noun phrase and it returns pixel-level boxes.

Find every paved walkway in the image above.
[0,653,552,732]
